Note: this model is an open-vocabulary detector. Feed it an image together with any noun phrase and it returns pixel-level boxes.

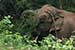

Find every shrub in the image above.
[0,16,75,50]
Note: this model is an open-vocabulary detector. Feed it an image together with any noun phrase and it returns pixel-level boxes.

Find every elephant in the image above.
[32,4,75,41]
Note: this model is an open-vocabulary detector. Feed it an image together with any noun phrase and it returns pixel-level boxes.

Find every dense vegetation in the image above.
[0,0,75,50]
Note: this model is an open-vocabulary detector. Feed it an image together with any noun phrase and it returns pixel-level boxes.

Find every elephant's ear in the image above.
[56,9,64,18]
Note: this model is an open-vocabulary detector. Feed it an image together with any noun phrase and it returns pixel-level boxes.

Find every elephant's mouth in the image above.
[36,22,51,32]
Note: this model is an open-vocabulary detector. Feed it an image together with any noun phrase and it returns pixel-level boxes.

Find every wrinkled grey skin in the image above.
[31,5,64,40]
[25,4,75,41]
[32,4,75,41]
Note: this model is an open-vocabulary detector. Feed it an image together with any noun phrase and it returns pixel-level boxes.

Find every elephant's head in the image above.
[36,4,61,33]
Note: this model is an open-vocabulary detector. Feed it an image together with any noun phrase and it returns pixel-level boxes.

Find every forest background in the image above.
[0,0,75,50]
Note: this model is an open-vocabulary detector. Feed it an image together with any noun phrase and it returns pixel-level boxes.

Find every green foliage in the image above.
[0,16,24,50]
[0,0,75,17]
[40,34,75,50]
[14,10,38,35]
[0,16,75,50]
[0,15,13,32]
[0,0,75,50]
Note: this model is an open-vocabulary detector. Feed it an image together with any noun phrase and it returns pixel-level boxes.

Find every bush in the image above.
[0,16,75,50]
[14,10,38,35]
[40,34,75,50]
[0,16,25,50]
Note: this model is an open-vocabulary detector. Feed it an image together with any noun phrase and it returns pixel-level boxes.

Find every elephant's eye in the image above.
[48,19,52,22]
[39,15,47,21]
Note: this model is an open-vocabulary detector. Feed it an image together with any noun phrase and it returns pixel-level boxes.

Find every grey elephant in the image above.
[32,4,75,41]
